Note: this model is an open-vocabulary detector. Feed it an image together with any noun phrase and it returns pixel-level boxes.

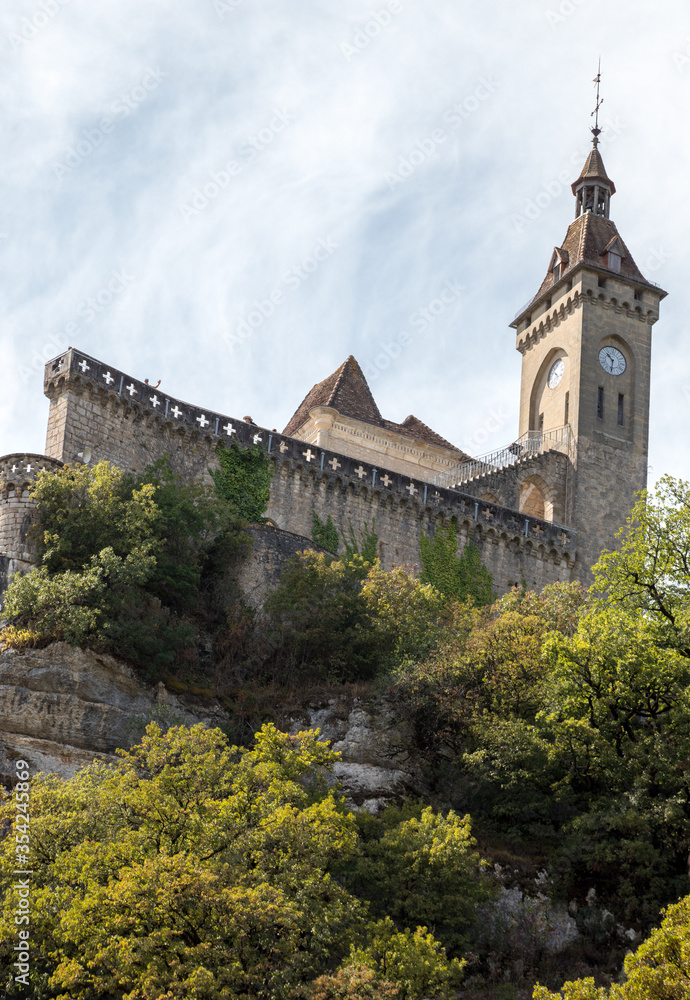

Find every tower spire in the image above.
[572,60,615,218]
[591,57,603,146]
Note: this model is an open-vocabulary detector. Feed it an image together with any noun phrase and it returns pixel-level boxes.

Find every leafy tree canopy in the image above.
[0,724,467,1000]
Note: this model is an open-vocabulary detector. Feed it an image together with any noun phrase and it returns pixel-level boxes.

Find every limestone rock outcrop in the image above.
[0,644,423,811]
[0,643,197,781]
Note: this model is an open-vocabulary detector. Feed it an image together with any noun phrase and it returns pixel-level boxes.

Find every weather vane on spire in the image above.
[591,58,603,145]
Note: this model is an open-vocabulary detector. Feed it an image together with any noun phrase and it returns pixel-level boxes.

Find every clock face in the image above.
[547,358,565,389]
[599,346,626,376]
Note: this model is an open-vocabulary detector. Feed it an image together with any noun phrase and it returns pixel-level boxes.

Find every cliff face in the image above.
[0,643,196,780]
[0,643,423,809]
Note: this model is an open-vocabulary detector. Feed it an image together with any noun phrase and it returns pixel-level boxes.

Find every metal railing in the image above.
[431,425,572,490]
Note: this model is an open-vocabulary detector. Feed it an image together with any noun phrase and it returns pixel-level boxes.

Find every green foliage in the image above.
[0,724,363,1000]
[533,894,690,999]
[394,583,584,752]
[312,511,340,555]
[360,564,446,669]
[1,459,240,674]
[305,963,401,999]
[339,803,494,954]
[136,457,231,611]
[30,460,157,572]
[0,724,467,1000]
[212,439,274,522]
[419,519,493,606]
[348,918,466,1000]
[263,550,380,682]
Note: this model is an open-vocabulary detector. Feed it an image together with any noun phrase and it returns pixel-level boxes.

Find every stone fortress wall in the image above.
[33,348,578,596]
[0,453,63,595]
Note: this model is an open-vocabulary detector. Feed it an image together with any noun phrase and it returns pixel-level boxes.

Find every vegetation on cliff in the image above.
[0,724,473,999]
[4,465,690,995]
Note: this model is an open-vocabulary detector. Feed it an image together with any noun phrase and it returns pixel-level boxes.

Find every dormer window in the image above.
[601,237,624,274]
[549,248,569,284]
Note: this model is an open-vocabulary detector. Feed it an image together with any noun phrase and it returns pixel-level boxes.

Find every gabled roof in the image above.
[571,146,615,194]
[515,212,666,324]
[283,355,383,437]
[283,356,470,459]
[384,414,465,453]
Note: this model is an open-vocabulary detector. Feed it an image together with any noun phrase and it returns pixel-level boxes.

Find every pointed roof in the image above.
[283,356,382,436]
[572,145,615,194]
[283,356,470,459]
[512,211,667,327]
[384,415,464,452]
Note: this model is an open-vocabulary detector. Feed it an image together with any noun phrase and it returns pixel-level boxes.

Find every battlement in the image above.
[39,348,578,592]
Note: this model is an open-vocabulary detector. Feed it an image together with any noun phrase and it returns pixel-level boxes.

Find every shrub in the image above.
[262,551,381,683]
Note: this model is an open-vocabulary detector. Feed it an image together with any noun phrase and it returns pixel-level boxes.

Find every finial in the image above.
[591,57,603,145]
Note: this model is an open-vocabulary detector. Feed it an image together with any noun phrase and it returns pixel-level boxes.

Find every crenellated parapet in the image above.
[0,453,63,593]
[39,348,579,592]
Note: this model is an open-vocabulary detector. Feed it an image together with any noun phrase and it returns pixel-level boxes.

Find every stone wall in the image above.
[0,454,63,588]
[37,348,579,596]
[237,524,330,608]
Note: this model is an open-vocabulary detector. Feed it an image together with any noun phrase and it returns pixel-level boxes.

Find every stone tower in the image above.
[511,131,666,578]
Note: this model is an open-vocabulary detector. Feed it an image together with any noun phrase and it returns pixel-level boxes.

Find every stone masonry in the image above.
[36,347,578,595]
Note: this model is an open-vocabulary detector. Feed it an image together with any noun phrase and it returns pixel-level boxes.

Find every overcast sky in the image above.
[1,0,688,489]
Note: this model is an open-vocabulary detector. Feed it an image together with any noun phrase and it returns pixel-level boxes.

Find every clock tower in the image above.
[510,126,666,579]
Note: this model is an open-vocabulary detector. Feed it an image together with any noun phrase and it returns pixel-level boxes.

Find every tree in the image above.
[0,459,240,672]
[263,551,381,682]
[347,918,465,1000]
[360,565,445,669]
[339,804,493,955]
[592,475,690,657]
[0,724,365,1000]
[419,520,493,606]
[0,724,468,1000]
[30,459,157,573]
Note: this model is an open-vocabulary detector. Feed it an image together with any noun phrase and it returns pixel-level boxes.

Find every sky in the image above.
[1,0,688,487]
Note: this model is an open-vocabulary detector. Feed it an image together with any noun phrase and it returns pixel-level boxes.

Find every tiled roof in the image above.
[283,356,470,458]
[384,415,466,454]
[571,145,616,194]
[283,356,383,436]
[528,212,654,308]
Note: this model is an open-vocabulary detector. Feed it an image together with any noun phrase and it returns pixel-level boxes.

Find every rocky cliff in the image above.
[0,643,423,809]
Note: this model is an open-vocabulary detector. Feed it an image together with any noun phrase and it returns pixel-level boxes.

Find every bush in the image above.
[1,459,240,675]
[360,565,445,669]
[338,802,494,955]
[348,918,466,1000]
[263,551,381,683]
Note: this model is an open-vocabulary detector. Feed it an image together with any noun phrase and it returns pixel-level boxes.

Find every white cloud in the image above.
[0,0,687,493]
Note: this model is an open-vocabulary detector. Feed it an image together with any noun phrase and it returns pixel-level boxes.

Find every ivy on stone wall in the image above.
[311,511,339,555]
[211,442,274,523]
[344,521,379,564]
[420,519,493,606]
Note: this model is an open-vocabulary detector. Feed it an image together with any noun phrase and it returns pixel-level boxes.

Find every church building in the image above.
[282,120,666,580]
